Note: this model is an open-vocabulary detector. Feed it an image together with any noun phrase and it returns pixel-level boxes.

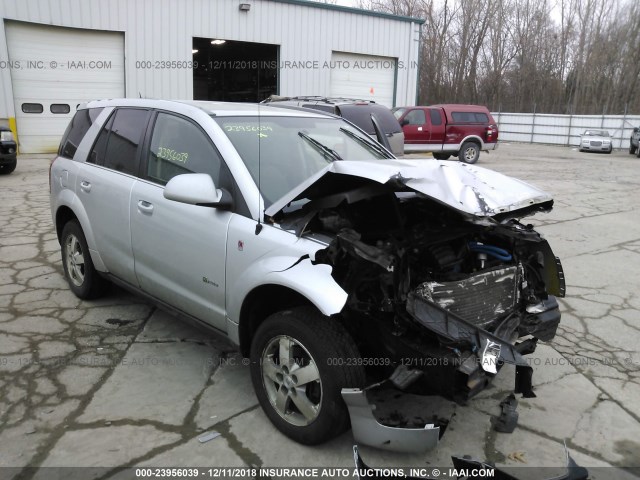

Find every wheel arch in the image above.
[238,284,316,357]
[55,205,78,243]
[54,196,107,272]
[460,135,484,150]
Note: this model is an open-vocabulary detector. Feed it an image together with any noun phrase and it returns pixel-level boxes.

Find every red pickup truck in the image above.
[392,104,499,164]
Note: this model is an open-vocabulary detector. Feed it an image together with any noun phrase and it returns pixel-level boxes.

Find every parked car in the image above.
[261,95,404,156]
[0,125,17,174]
[629,127,640,156]
[392,104,499,163]
[579,129,613,153]
[51,99,565,452]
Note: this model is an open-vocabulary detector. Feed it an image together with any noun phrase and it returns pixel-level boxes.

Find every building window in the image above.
[22,103,43,113]
[51,104,71,114]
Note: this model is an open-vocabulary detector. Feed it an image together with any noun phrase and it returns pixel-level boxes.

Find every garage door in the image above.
[329,51,396,107]
[5,22,125,153]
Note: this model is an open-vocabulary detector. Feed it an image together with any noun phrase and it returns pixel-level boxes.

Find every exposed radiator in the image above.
[415,266,520,327]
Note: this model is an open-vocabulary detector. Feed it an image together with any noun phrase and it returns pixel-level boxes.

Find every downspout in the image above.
[415,22,422,105]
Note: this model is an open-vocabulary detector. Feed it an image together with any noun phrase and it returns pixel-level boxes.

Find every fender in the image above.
[55,190,108,272]
[455,134,485,150]
[226,255,348,326]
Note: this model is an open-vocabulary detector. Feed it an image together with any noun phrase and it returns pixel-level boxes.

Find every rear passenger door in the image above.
[427,108,446,145]
[130,111,232,331]
[78,107,151,286]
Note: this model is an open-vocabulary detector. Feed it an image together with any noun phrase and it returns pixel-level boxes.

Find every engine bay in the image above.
[305,191,565,401]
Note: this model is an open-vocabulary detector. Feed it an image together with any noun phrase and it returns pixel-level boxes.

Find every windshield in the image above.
[214,115,388,206]
[583,130,610,137]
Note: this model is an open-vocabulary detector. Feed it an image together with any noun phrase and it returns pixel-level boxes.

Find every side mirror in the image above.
[164,173,233,210]
[400,118,409,126]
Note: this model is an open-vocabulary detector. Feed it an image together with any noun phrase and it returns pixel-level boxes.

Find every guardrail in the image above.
[492,112,640,150]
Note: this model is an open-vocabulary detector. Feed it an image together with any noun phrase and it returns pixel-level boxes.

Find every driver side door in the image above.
[130,111,232,331]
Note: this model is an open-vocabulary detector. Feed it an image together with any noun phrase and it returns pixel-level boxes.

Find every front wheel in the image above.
[61,220,107,299]
[460,142,480,164]
[433,153,451,160]
[250,307,365,445]
[630,144,636,155]
[607,146,613,154]
[637,146,640,158]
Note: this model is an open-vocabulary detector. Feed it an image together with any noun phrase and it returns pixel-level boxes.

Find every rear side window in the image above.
[89,108,150,176]
[404,109,426,125]
[58,107,104,159]
[429,109,443,126]
[146,112,224,186]
[338,104,402,134]
[451,111,489,123]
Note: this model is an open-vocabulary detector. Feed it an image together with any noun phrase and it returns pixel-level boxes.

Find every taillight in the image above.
[486,126,495,140]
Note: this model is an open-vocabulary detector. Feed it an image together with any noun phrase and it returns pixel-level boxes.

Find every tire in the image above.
[433,153,451,160]
[60,220,107,299]
[250,306,366,445]
[459,142,480,164]
[0,159,16,175]
[637,146,640,158]
[607,146,613,154]
[630,143,636,155]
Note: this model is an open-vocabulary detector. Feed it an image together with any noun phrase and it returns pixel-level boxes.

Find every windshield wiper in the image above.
[339,127,393,159]
[298,131,342,161]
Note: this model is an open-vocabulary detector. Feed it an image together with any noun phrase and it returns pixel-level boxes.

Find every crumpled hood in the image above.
[264,159,553,218]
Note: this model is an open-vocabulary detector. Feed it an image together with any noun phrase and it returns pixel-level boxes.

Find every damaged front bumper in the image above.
[406,292,563,400]
[342,293,562,452]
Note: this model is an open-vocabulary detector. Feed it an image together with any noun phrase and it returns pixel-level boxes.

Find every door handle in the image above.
[137,200,154,214]
[79,180,91,192]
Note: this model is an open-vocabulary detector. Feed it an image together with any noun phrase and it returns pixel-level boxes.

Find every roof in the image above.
[268,0,425,24]
[82,98,330,118]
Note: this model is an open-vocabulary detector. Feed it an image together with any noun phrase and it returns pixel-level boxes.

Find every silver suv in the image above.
[51,99,565,452]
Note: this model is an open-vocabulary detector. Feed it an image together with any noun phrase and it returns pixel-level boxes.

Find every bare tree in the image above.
[362,0,640,114]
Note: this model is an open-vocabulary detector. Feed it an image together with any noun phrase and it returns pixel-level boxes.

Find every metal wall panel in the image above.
[494,112,640,149]
[0,0,421,122]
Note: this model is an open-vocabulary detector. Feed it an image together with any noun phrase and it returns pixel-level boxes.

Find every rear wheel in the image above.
[61,220,107,299]
[250,307,365,445]
[433,153,451,160]
[460,142,480,164]
[637,145,640,158]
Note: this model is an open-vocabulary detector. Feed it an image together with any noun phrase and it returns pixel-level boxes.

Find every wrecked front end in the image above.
[268,161,566,451]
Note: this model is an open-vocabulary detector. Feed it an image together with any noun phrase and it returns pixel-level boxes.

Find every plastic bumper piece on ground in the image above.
[341,388,440,453]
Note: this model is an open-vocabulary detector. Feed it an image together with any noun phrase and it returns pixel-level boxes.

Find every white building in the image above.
[0,0,423,153]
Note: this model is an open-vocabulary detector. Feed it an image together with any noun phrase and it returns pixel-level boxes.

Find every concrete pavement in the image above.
[1,145,639,478]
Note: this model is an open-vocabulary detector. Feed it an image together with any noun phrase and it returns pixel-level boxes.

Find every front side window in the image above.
[404,109,426,125]
[88,108,149,175]
[147,112,223,186]
[214,116,388,206]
